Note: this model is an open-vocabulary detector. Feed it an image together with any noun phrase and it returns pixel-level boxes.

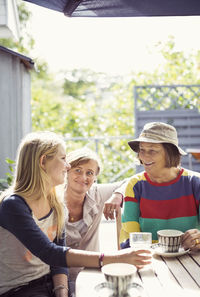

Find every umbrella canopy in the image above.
[23,0,200,17]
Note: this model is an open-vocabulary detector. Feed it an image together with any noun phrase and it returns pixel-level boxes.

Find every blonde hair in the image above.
[0,131,66,238]
[66,147,101,175]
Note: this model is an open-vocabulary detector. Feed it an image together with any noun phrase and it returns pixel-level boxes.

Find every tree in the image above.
[2,2,200,182]
[32,68,136,182]
[32,37,200,182]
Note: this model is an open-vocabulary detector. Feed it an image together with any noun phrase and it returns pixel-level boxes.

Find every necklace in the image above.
[68,209,83,222]
[68,213,76,222]
[69,215,74,222]
[66,196,85,222]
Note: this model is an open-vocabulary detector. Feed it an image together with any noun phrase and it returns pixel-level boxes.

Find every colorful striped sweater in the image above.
[120,168,200,247]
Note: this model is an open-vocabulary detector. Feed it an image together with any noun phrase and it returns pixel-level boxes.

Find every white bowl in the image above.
[101,263,136,296]
[102,263,137,276]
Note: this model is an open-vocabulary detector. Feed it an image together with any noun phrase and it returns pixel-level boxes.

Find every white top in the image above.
[65,181,125,283]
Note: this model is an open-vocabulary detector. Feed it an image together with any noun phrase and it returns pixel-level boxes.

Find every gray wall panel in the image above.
[0,49,32,179]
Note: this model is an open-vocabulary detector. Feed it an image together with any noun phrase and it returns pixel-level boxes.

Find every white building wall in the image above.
[21,65,32,135]
[0,49,32,179]
[0,0,6,25]
[0,0,19,40]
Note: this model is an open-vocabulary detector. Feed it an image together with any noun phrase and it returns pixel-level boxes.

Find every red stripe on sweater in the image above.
[140,195,197,219]
[124,196,138,203]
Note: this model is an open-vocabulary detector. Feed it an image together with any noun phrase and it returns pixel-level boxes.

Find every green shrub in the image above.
[0,158,15,191]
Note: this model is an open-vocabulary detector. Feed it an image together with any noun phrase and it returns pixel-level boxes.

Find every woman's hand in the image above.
[182,229,200,252]
[53,274,69,297]
[54,288,68,297]
[103,193,123,220]
[117,248,152,269]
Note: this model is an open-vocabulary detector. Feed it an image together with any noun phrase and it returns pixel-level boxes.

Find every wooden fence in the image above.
[134,85,200,172]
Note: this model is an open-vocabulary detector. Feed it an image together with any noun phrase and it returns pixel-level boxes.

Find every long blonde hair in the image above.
[0,131,66,238]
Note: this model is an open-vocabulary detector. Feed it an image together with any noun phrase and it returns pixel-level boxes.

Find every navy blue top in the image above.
[0,195,69,276]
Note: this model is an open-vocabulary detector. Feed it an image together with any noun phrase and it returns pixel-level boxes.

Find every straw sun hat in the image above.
[128,122,187,156]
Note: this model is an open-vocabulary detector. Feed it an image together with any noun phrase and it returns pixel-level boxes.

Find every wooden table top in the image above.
[76,251,200,297]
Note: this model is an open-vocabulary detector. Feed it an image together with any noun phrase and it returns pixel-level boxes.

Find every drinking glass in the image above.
[129,232,152,250]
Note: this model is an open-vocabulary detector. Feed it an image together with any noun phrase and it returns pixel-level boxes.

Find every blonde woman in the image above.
[65,148,125,294]
[0,132,151,297]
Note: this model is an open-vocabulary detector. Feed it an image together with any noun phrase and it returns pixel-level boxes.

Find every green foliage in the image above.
[63,69,95,99]
[3,2,200,182]
[155,36,200,85]
[31,68,136,182]
[0,159,15,191]
[31,37,200,181]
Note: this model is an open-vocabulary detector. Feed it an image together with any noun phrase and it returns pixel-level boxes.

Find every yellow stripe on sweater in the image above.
[120,221,140,243]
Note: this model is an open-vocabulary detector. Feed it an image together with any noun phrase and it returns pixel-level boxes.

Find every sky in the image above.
[25,2,200,75]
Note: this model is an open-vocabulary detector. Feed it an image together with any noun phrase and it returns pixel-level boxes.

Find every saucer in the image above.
[153,247,190,257]
[94,282,144,297]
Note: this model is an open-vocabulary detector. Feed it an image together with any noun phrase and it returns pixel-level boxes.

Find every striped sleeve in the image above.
[120,174,145,244]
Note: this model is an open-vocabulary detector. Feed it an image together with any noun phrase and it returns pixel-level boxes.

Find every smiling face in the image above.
[43,144,70,187]
[67,159,98,195]
[138,142,167,176]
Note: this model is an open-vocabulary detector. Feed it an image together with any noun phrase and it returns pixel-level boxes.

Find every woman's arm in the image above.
[0,195,151,270]
[94,180,127,220]
[0,195,68,267]
[52,274,69,297]
[95,180,127,204]
[66,248,151,269]
[103,192,123,220]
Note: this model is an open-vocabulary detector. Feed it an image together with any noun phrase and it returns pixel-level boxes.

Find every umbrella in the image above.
[23,0,200,17]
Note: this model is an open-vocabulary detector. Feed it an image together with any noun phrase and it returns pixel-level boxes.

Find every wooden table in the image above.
[76,251,200,297]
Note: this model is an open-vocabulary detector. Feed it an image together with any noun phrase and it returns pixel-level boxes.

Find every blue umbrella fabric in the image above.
[23,0,200,17]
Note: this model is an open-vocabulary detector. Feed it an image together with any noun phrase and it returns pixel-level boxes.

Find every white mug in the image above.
[157,229,183,253]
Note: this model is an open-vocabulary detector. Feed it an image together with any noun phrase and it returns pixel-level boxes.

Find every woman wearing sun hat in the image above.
[118,122,200,252]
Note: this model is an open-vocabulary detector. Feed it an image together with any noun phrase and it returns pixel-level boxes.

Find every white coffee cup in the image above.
[157,229,183,253]
[101,263,136,296]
